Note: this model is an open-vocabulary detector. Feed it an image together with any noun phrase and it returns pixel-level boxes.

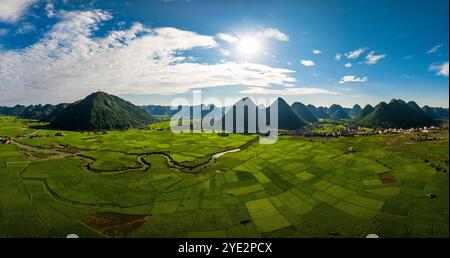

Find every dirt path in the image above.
[23,129,42,137]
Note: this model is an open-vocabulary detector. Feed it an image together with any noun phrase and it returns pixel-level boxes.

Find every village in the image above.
[281,123,448,139]
[1,132,65,145]
[2,123,448,146]
[0,136,11,145]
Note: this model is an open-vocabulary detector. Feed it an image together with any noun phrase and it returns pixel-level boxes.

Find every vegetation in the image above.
[268,98,307,129]
[0,93,448,238]
[51,92,153,131]
[357,104,375,120]
[355,99,435,128]
[327,104,350,120]
[311,123,346,133]
[306,104,330,119]
[291,102,318,123]
[0,116,448,238]
[0,103,68,121]
[348,104,362,118]
[422,106,449,120]
[142,105,177,116]
[2,93,446,131]
[329,108,350,120]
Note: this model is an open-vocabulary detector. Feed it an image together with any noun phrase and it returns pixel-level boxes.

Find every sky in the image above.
[0,0,448,108]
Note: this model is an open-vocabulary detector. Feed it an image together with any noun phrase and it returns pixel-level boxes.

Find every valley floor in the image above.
[0,116,448,238]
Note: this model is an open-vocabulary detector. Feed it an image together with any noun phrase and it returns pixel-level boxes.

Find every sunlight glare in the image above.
[236,37,262,57]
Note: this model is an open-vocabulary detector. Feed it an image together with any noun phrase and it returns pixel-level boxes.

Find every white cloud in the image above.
[339,75,368,84]
[402,74,413,79]
[216,33,238,43]
[0,28,8,36]
[300,60,315,66]
[335,54,342,61]
[219,48,230,56]
[0,10,298,105]
[45,1,55,18]
[345,48,366,59]
[312,49,321,54]
[429,62,449,77]
[0,0,36,22]
[344,63,352,68]
[257,27,289,41]
[216,27,288,47]
[427,43,444,54]
[239,86,338,95]
[365,51,386,65]
[402,55,414,60]
[15,22,35,34]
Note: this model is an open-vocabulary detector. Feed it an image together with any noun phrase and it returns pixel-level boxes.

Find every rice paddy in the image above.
[0,116,448,238]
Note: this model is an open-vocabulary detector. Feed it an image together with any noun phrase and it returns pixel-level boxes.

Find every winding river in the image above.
[11,136,259,174]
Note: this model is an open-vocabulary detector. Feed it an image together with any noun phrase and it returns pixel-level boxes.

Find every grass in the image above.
[0,116,448,238]
[311,123,346,133]
[246,198,292,233]
[83,151,140,171]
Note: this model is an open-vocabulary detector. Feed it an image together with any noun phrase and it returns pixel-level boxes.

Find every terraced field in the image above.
[0,116,448,238]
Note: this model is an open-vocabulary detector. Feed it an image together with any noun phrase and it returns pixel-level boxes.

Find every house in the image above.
[1,137,11,144]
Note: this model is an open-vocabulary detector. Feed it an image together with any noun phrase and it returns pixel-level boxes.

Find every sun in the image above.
[236,37,262,57]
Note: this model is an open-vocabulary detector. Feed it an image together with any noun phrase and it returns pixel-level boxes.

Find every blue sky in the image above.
[0,0,448,107]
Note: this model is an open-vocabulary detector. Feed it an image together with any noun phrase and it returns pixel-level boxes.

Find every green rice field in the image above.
[0,116,448,238]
